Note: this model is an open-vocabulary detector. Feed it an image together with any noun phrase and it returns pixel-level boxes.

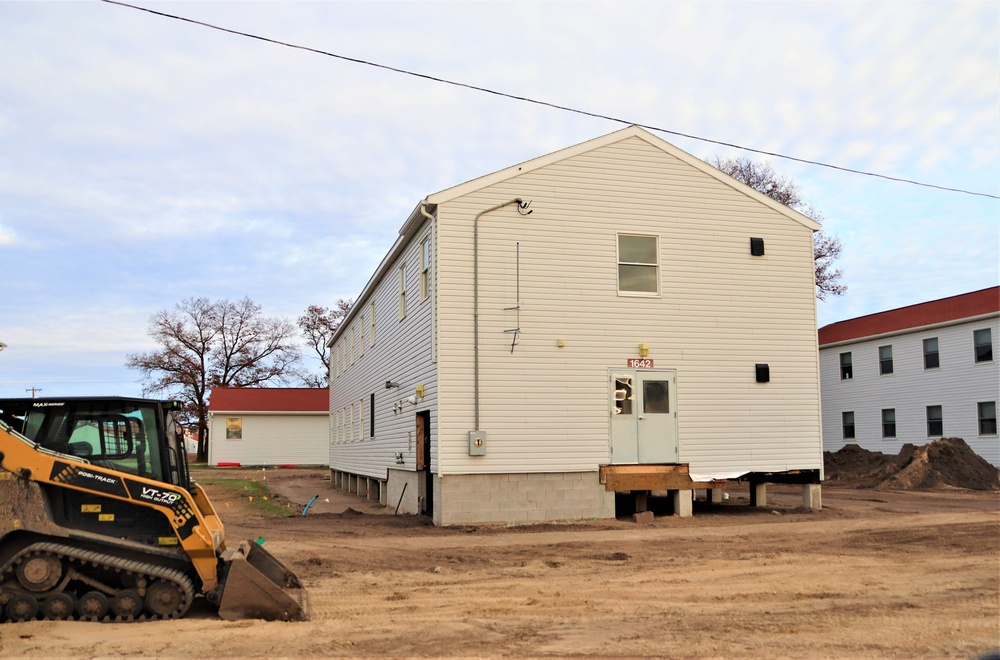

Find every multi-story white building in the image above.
[328,126,826,525]
[819,287,999,467]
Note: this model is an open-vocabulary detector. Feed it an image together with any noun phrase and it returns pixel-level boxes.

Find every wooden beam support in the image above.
[599,464,727,493]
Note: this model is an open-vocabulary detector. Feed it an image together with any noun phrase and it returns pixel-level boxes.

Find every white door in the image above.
[610,369,678,464]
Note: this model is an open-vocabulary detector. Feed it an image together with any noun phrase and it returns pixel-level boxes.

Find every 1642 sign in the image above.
[627,358,654,368]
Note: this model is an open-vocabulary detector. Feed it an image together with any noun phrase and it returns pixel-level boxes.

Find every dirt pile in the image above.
[824,437,1000,490]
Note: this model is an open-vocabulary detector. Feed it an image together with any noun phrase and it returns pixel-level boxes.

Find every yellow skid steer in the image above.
[0,396,307,622]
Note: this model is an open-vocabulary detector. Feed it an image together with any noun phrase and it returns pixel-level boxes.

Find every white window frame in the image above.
[359,315,365,357]
[369,302,376,347]
[974,328,993,363]
[420,237,431,302]
[616,233,660,296]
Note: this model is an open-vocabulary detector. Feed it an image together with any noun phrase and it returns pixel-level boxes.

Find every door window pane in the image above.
[643,381,670,414]
[614,377,633,415]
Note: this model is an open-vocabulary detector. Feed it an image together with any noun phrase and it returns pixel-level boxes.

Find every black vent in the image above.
[750,237,765,256]
[755,363,770,383]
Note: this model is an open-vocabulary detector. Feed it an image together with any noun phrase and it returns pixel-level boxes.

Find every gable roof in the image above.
[208,387,329,413]
[332,125,822,345]
[818,286,1000,346]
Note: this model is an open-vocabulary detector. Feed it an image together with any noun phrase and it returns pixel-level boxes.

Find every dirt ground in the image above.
[1,467,998,660]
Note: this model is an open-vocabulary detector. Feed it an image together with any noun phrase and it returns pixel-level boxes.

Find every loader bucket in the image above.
[217,539,309,621]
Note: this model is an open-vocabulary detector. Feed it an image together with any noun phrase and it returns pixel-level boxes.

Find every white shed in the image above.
[819,287,999,466]
[329,126,824,525]
[208,388,329,467]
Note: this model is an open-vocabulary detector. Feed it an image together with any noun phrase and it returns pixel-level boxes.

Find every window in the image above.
[226,418,243,440]
[348,403,355,441]
[617,234,659,294]
[369,302,376,346]
[351,326,357,364]
[974,328,993,363]
[840,352,853,380]
[881,408,896,438]
[358,398,365,441]
[879,345,893,375]
[398,264,407,320]
[923,337,939,369]
[979,401,997,436]
[926,405,943,437]
[331,344,338,379]
[420,238,431,301]
[842,411,855,439]
[613,376,633,415]
[359,315,365,357]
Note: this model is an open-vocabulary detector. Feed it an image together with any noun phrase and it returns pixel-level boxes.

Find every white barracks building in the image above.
[328,126,826,525]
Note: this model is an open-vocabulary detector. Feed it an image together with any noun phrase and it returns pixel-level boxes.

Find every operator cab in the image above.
[0,396,190,489]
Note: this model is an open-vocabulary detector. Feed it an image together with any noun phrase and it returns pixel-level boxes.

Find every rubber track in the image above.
[0,541,196,622]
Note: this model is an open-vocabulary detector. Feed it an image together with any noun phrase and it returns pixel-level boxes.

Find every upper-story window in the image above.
[923,337,940,370]
[974,328,993,363]
[839,352,853,380]
[369,302,376,347]
[420,237,431,301]
[359,315,365,357]
[398,263,407,320]
[879,345,893,375]
[617,234,659,295]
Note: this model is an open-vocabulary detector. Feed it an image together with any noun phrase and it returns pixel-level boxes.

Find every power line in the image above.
[101,0,998,200]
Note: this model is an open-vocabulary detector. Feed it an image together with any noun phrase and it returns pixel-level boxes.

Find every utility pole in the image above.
[26,387,43,398]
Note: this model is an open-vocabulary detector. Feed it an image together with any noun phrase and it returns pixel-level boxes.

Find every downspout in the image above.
[472,198,532,431]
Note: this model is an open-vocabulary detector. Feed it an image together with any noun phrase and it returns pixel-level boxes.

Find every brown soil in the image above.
[824,437,1000,490]
[1,468,998,659]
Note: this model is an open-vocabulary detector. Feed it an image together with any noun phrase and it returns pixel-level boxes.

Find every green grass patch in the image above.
[197,478,297,518]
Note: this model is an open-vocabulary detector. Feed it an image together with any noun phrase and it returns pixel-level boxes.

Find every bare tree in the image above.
[713,157,847,300]
[126,297,301,462]
[297,300,352,387]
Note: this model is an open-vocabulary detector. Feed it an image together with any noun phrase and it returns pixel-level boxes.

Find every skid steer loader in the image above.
[0,396,308,623]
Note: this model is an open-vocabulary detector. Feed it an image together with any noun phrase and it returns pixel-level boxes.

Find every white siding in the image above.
[821,315,1000,466]
[329,219,439,480]
[435,135,822,477]
[207,412,330,466]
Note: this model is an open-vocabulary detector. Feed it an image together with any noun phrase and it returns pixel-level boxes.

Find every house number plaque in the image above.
[627,358,654,368]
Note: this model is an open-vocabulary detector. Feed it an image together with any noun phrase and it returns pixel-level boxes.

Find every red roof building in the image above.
[818,287,999,467]
[207,388,330,467]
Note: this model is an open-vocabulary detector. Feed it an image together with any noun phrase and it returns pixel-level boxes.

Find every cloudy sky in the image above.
[0,1,997,399]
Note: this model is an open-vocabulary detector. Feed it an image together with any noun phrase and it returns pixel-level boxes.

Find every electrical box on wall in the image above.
[468,430,487,455]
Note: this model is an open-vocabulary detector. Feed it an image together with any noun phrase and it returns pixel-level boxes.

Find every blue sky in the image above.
[1,1,997,398]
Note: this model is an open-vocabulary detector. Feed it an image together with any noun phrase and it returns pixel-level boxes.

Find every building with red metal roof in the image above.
[818,287,999,466]
[207,388,329,467]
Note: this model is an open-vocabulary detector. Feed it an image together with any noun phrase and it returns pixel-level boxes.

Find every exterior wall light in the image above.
[638,343,650,358]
